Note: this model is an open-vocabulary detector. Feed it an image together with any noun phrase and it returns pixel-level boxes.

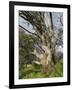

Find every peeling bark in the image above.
[19,11,55,73]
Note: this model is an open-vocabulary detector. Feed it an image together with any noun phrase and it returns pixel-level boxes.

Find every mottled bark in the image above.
[19,11,55,73]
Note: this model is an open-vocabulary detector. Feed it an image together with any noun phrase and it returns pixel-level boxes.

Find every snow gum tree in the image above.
[19,11,59,73]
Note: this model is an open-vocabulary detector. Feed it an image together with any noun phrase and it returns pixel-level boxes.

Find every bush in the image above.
[19,59,63,79]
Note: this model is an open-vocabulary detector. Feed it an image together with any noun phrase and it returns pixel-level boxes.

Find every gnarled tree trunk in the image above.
[19,11,55,73]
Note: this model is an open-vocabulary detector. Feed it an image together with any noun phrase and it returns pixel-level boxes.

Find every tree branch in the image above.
[19,25,41,40]
[35,43,45,53]
[19,25,45,53]
[20,15,28,21]
[60,16,63,26]
[50,12,53,30]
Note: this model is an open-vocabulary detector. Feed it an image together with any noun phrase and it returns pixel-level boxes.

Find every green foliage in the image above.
[19,31,36,51]
[19,29,63,79]
[19,59,63,79]
[19,30,38,66]
[48,59,63,77]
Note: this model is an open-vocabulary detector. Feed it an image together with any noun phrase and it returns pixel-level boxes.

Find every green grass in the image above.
[19,59,63,79]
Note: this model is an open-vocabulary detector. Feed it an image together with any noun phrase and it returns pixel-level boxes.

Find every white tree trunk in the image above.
[32,45,52,73]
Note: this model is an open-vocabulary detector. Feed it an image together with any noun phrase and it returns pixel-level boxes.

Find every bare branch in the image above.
[19,25,41,40]
[50,12,53,30]
[20,15,28,21]
[60,15,63,26]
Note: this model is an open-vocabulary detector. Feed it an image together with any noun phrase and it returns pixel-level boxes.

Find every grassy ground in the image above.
[19,59,63,79]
